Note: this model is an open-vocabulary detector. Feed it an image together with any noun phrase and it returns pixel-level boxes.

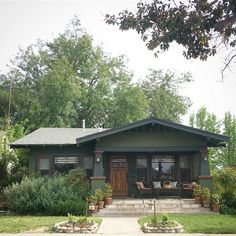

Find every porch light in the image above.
[96,157,101,163]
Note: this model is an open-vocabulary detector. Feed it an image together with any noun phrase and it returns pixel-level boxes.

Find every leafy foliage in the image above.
[0,16,192,131]
[213,167,236,214]
[189,107,236,170]
[0,123,29,192]
[141,70,192,122]
[105,0,236,76]
[3,174,89,215]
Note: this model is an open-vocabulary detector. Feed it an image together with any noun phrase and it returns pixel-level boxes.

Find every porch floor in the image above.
[93,198,212,217]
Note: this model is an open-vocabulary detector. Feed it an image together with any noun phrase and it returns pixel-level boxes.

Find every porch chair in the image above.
[135,181,152,198]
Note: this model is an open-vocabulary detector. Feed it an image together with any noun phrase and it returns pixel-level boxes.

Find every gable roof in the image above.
[10,128,108,147]
[76,117,229,146]
[10,117,229,148]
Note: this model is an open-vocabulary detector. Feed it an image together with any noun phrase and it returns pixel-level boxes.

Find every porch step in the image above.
[92,198,212,217]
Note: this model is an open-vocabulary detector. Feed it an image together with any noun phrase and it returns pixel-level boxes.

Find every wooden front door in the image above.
[110,156,128,197]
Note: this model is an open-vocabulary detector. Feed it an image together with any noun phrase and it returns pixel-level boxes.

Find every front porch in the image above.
[91,150,212,197]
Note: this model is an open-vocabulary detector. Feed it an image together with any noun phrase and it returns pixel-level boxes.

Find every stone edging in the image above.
[143,220,184,233]
[53,221,99,233]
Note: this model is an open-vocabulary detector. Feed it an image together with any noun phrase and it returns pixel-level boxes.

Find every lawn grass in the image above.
[0,215,102,233]
[138,214,236,234]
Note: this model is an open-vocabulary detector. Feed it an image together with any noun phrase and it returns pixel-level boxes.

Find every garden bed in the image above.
[53,220,99,233]
[138,214,236,234]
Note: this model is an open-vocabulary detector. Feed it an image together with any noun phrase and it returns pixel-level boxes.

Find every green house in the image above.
[11,117,228,197]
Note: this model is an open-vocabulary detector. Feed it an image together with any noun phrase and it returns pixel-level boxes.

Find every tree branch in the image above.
[221,53,236,81]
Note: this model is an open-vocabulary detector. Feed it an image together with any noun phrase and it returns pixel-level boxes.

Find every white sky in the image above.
[0,0,236,125]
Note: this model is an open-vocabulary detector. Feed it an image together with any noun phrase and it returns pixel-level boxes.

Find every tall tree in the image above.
[0,17,134,130]
[222,112,236,167]
[105,0,236,78]
[190,107,236,170]
[107,83,148,127]
[189,107,221,171]
[141,70,192,123]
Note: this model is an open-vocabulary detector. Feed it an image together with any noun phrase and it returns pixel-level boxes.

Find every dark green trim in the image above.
[76,117,229,145]
[97,146,205,152]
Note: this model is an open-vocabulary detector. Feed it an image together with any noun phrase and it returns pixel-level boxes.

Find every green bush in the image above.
[213,167,236,215]
[3,173,89,216]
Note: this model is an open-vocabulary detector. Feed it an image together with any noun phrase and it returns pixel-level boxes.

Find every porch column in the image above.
[90,150,106,194]
[198,148,213,189]
[93,150,104,176]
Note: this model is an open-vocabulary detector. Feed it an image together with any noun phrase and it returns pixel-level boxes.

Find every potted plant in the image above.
[201,187,210,208]
[103,183,113,205]
[211,193,220,212]
[95,188,104,209]
[193,184,202,204]
[88,195,98,213]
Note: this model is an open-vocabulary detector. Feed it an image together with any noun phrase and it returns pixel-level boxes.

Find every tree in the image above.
[141,70,192,123]
[107,83,148,127]
[222,112,236,167]
[0,16,193,131]
[189,107,236,170]
[105,0,236,78]
[0,17,134,130]
[189,107,221,171]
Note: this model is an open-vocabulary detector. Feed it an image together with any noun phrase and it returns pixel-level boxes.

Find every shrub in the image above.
[3,173,89,215]
[213,167,236,214]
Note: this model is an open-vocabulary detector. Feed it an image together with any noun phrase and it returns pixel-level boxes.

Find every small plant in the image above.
[202,187,210,201]
[103,183,112,198]
[211,193,220,205]
[95,188,104,202]
[161,213,169,224]
[67,213,77,223]
[88,195,97,204]
[193,185,202,197]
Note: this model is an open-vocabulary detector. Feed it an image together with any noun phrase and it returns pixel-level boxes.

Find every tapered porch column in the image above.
[93,150,104,176]
[198,148,213,188]
[90,150,105,194]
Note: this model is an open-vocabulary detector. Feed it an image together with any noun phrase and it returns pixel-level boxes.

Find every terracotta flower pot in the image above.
[105,197,112,205]
[194,196,202,204]
[97,201,104,209]
[212,204,220,212]
[202,200,210,208]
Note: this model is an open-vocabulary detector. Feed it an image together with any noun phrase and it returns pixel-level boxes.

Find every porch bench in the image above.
[135,181,153,198]
[152,181,181,199]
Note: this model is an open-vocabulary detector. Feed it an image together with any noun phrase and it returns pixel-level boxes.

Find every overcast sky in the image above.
[0,0,235,124]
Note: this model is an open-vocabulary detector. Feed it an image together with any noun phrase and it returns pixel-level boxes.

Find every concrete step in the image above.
[93,198,212,217]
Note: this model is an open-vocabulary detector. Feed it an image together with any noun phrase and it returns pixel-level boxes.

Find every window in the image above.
[136,157,147,181]
[152,156,175,180]
[54,156,78,174]
[180,155,191,182]
[39,157,50,176]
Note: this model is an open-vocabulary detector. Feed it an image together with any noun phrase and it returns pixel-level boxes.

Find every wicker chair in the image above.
[135,181,152,198]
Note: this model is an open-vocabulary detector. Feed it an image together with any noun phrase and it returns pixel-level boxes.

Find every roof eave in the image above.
[76,117,229,144]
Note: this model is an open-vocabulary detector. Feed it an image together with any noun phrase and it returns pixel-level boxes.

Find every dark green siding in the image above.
[96,128,206,151]
[30,142,95,173]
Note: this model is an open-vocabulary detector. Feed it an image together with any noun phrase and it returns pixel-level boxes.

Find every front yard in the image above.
[0,215,101,233]
[138,214,236,234]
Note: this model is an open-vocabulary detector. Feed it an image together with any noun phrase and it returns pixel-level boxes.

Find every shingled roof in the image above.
[10,128,108,147]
